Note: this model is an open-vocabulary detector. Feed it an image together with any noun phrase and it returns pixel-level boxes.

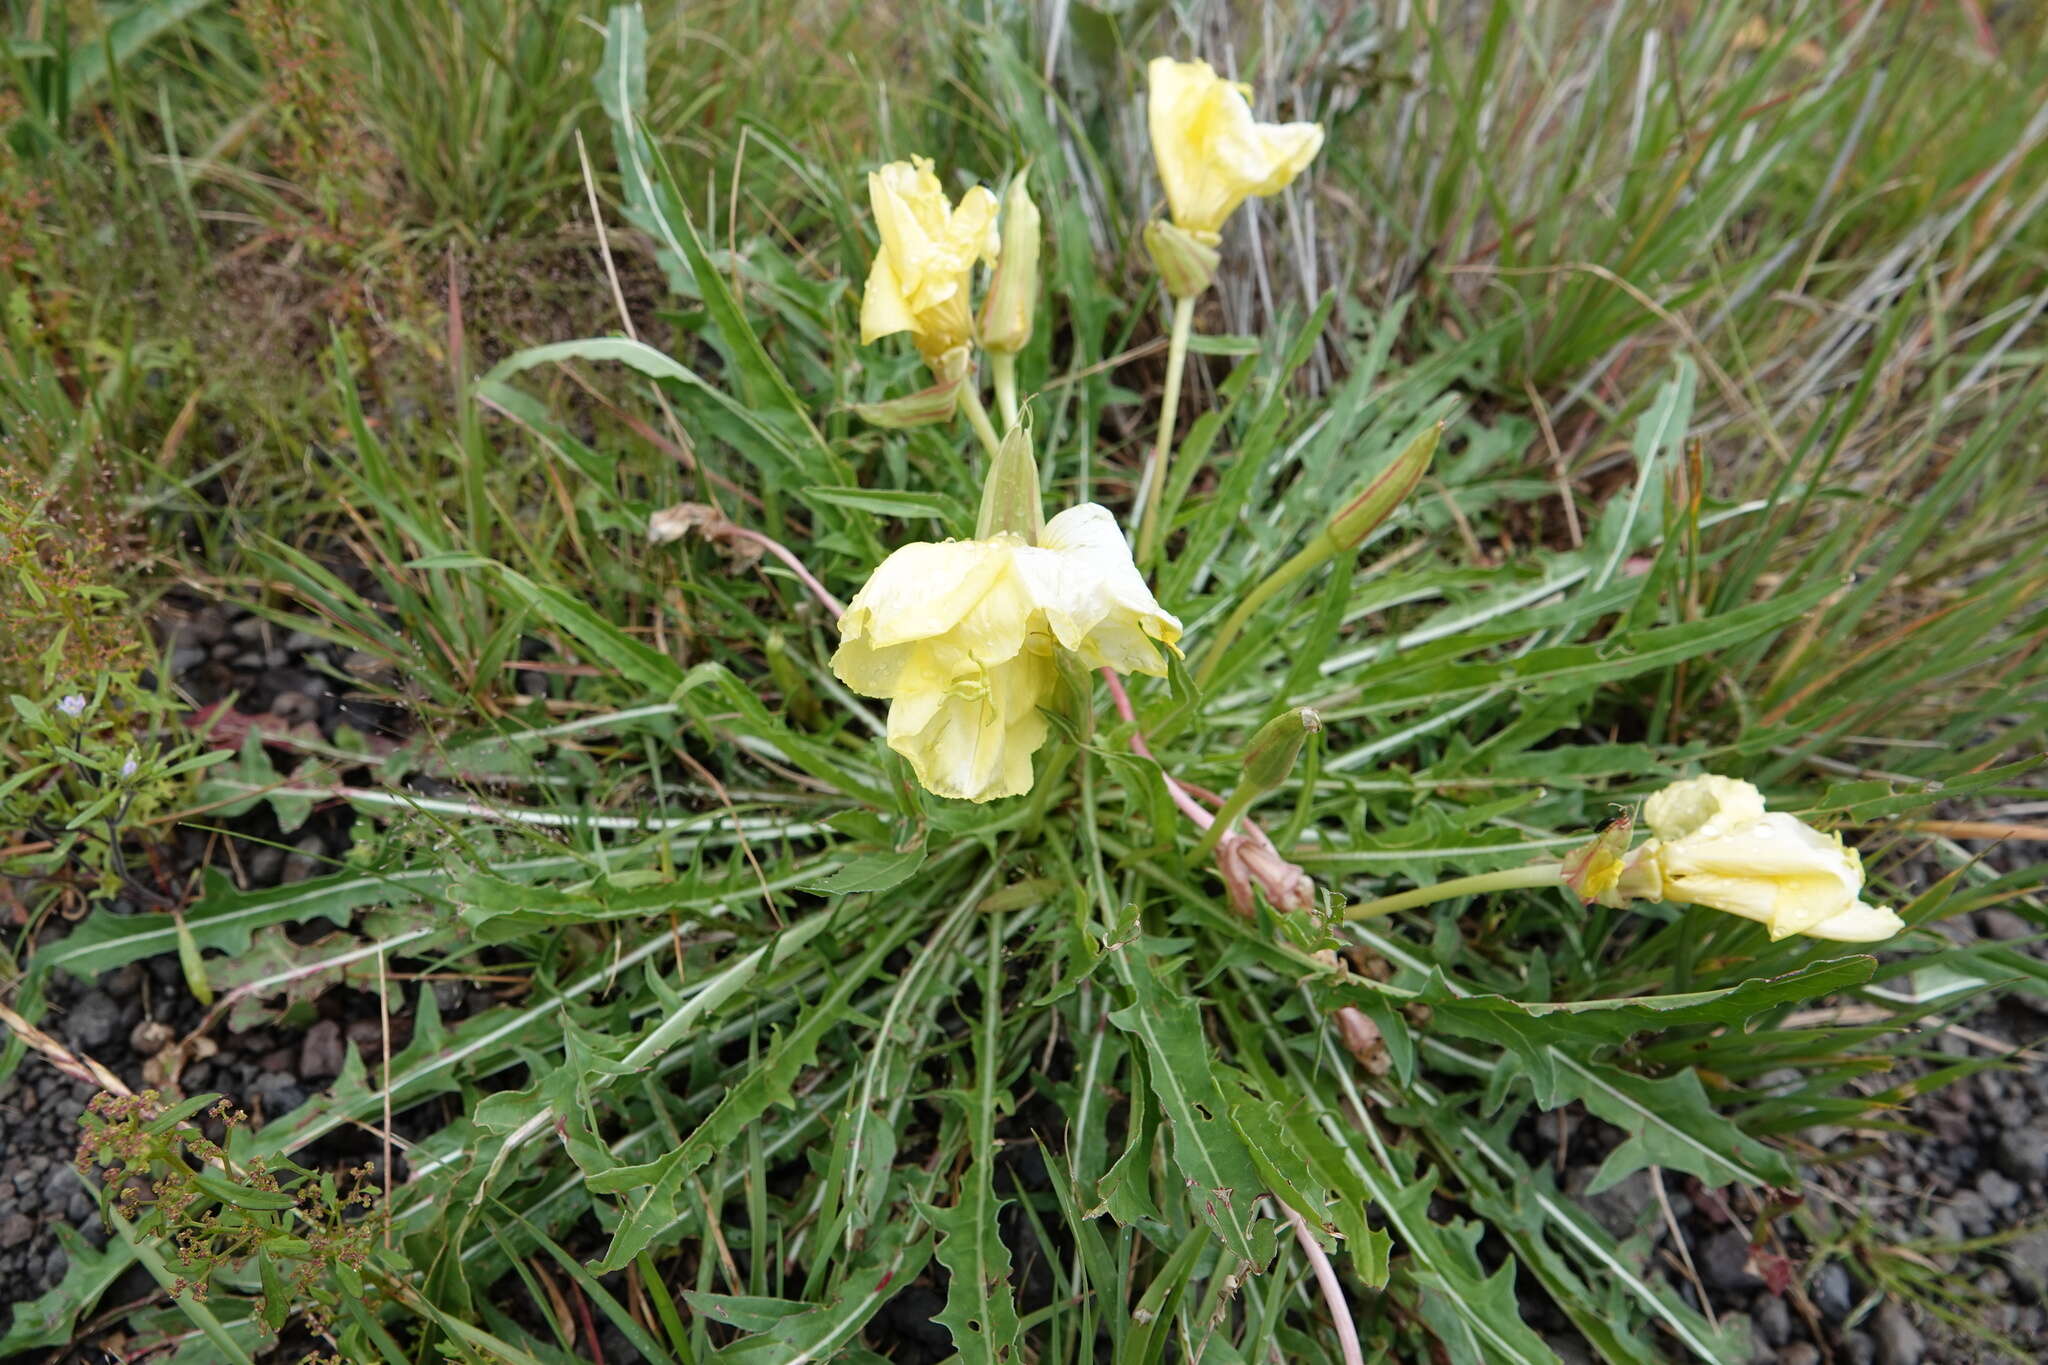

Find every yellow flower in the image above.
[860,156,1000,369]
[1609,775,1903,942]
[832,505,1181,803]
[1146,57,1323,242]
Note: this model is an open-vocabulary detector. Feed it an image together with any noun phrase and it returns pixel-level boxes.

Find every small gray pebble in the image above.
[0,1212,32,1248]
[1755,1069,1803,1096]
[1778,1345,1819,1365]
[1698,1229,1764,1293]
[1976,909,2032,941]
[1753,1292,1792,1347]
[1871,1301,1925,1365]
[1995,1128,2048,1182]
[283,833,326,884]
[2006,1231,2048,1301]
[1977,1168,2023,1210]
[251,1072,307,1118]
[1543,1335,1594,1365]
[245,845,285,886]
[299,1019,346,1079]
[1951,1189,1995,1237]
[1813,1262,1855,1322]
[62,992,122,1051]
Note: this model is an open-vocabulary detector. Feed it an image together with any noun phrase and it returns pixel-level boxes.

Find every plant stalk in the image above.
[1134,294,1198,566]
[1344,862,1566,920]
[1195,420,1442,688]
[958,381,1005,463]
[1190,781,1261,860]
[991,351,1020,430]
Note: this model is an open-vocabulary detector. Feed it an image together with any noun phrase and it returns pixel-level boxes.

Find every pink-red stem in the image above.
[1099,668,1215,829]
[723,525,847,618]
[1284,1202,1367,1365]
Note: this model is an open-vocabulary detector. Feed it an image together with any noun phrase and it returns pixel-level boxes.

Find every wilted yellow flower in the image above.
[860,156,1000,370]
[1603,775,1903,942]
[832,506,1181,803]
[1146,57,1323,242]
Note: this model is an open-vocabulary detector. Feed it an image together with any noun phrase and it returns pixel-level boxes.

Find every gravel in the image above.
[1812,1262,1855,1323]
[61,991,123,1051]
[1754,1291,1792,1346]
[299,1019,346,1078]
[2007,1230,2048,1302]
[1976,1168,2022,1210]
[1699,1228,1765,1293]
[1994,1127,2048,1183]
[1871,1301,1926,1365]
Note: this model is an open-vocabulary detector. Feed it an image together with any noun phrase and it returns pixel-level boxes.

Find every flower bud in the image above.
[980,171,1040,355]
[975,419,1045,542]
[851,377,963,428]
[1241,708,1321,797]
[1143,220,1221,300]
[1326,421,1441,551]
[1560,810,1633,905]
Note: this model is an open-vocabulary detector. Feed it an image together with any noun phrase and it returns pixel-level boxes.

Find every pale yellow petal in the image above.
[837,539,1015,651]
[887,651,1054,802]
[953,185,1002,266]
[1642,774,1767,841]
[1643,788,1872,940]
[1024,504,1183,674]
[1802,900,1905,943]
[859,252,916,344]
[869,160,945,271]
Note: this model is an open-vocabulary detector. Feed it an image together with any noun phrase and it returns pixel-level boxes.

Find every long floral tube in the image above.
[1284,1202,1367,1365]
[1343,863,1568,921]
[720,524,848,618]
[1100,667,1217,829]
[1100,668,1315,915]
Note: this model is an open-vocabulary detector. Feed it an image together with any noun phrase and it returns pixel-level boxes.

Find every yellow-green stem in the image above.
[1345,862,1566,921]
[959,382,1005,463]
[1134,294,1198,566]
[1191,780,1261,860]
[1194,538,1326,689]
[1195,421,1441,688]
[991,352,1020,430]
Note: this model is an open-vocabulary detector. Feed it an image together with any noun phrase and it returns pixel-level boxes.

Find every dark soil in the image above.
[3,598,2045,1363]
